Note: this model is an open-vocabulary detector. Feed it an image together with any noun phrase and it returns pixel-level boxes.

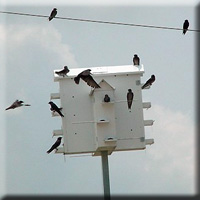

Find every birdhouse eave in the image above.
[54,65,144,81]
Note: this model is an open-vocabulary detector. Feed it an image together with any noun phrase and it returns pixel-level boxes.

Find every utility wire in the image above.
[0,10,199,33]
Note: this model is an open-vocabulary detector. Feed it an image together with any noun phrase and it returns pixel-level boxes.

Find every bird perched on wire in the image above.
[133,54,140,66]
[127,89,134,110]
[48,101,64,117]
[183,19,189,35]
[142,75,155,89]
[74,69,101,88]
[104,94,110,103]
[47,137,62,154]
[5,100,31,110]
[49,8,57,21]
[55,66,70,77]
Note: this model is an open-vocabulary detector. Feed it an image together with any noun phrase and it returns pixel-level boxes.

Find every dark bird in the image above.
[49,8,57,21]
[142,75,156,89]
[48,101,64,117]
[183,20,189,35]
[133,54,140,66]
[127,89,134,110]
[55,66,70,77]
[5,100,31,110]
[47,137,62,154]
[74,69,101,88]
[104,94,110,102]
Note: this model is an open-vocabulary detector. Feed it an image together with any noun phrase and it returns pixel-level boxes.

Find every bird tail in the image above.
[47,148,53,154]
[57,110,64,117]
[49,17,52,21]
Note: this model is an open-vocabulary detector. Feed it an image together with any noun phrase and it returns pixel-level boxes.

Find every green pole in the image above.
[101,151,111,200]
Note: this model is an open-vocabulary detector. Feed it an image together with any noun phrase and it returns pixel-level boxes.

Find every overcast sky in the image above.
[0,0,198,198]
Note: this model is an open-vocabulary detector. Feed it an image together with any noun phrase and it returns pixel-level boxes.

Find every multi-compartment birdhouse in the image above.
[50,64,154,156]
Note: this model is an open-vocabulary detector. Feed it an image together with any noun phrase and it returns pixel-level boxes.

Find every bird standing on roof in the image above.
[127,89,134,110]
[142,75,155,89]
[183,19,189,35]
[74,69,101,88]
[47,137,62,154]
[55,66,70,77]
[48,101,64,117]
[133,54,140,66]
[49,8,57,21]
[5,100,31,110]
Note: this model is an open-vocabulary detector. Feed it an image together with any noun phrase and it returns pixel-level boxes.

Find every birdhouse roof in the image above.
[54,65,144,81]
[89,79,115,96]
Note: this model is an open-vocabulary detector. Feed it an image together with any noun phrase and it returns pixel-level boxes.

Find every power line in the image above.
[0,10,199,33]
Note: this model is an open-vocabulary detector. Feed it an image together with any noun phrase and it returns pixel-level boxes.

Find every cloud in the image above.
[109,104,196,195]
[143,104,196,193]
[2,23,79,103]
[6,24,78,68]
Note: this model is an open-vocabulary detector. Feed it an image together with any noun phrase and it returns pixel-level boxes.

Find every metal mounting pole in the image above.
[101,151,111,200]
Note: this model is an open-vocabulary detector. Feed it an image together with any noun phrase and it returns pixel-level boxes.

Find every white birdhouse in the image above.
[50,65,154,156]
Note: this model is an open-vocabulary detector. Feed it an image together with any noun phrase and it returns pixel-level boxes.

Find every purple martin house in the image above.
[50,64,154,156]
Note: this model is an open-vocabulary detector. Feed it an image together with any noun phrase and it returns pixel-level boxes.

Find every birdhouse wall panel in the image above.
[59,79,96,154]
[93,101,117,149]
[52,65,153,155]
[65,123,95,153]
[92,80,116,151]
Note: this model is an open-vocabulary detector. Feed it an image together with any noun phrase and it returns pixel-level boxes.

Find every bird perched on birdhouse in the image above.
[142,75,155,89]
[47,137,62,154]
[55,66,70,77]
[133,54,140,66]
[48,101,64,117]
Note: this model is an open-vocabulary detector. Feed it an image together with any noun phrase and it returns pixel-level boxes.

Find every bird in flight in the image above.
[47,137,62,154]
[142,75,155,89]
[55,66,70,77]
[133,54,140,66]
[74,69,101,88]
[49,8,57,21]
[104,94,110,102]
[183,19,189,35]
[48,101,64,117]
[127,89,134,110]
[5,100,31,110]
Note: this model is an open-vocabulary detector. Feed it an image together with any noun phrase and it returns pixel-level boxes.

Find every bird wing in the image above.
[5,100,20,110]
[127,92,134,109]
[81,75,101,88]
[47,139,61,153]
[49,9,57,21]
[142,81,150,89]
[133,57,139,65]
[80,69,91,76]
[142,77,154,89]
[51,103,64,117]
